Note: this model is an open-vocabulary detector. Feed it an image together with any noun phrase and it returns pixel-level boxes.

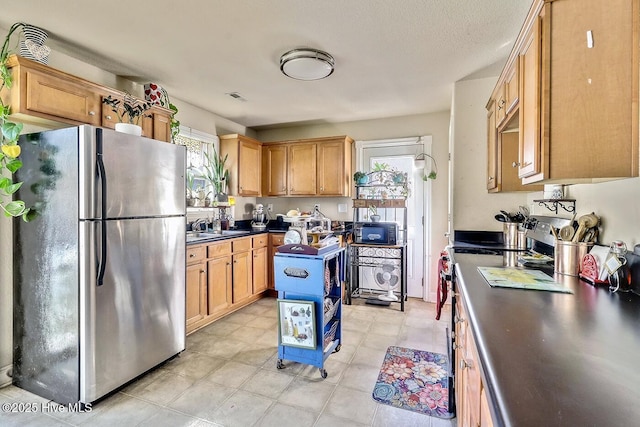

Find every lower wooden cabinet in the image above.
[268,233,285,290]
[252,235,268,294]
[232,249,252,304]
[456,286,495,427]
[207,247,232,317]
[186,234,271,334]
[186,246,207,328]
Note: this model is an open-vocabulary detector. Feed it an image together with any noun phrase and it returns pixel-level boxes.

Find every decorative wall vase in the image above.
[19,24,50,64]
[115,123,142,136]
[144,83,169,107]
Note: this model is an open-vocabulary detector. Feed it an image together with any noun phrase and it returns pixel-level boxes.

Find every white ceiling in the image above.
[1,0,532,129]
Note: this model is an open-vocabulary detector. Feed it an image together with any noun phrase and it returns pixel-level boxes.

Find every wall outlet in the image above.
[267,204,273,212]
[314,204,320,210]
[338,203,347,213]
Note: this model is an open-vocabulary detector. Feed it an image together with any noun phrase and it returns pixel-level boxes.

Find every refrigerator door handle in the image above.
[96,137,107,287]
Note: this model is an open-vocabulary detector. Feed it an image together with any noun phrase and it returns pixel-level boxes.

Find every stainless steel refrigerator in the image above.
[13,125,186,404]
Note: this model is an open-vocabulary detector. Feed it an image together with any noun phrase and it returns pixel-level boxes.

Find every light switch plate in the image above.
[338,203,347,213]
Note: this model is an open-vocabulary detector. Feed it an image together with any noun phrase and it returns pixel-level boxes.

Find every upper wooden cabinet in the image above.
[492,0,639,185]
[262,135,353,197]
[1,55,173,142]
[219,134,262,197]
[317,137,353,196]
[262,144,288,196]
[289,142,317,195]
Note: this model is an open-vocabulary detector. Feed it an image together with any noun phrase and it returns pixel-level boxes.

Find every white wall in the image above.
[450,77,539,232]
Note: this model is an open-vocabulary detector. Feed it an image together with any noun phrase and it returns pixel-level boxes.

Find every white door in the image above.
[357,137,433,300]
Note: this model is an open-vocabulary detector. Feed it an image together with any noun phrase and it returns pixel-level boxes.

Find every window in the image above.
[173,127,218,170]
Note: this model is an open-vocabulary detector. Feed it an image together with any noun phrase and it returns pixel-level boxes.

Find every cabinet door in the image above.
[262,145,288,196]
[317,140,347,196]
[487,101,498,192]
[480,387,495,427]
[465,329,482,427]
[288,143,316,195]
[518,8,545,179]
[186,261,206,327]
[504,60,519,115]
[238,139,261,196]
[24,69,101,125]
[152,111,171,142]
[232,250,252,303]
[495,84,507,127]
[252,246,268,294]
[269,233,285,289]
[207,256,232,316]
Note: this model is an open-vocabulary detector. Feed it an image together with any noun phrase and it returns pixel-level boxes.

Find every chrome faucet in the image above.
[191,218,206,232]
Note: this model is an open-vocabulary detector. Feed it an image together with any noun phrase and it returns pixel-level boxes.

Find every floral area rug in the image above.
[372,346,454,419]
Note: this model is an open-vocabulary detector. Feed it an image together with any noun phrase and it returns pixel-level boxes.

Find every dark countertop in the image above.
[452,251,640,427]
[186,229,270,245]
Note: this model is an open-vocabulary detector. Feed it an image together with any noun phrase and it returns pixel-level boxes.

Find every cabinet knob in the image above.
[106,115,112,120]
[320,187,324,191]
[512,162,520,168]
[88,111,95,116]
[460,359,472,370]
[200,269,206,274]
[488,176,494,181]
[455,315,465,323]
[189,253,195,258]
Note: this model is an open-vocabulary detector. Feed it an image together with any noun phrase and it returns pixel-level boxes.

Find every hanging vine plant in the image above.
[0,22,35,221]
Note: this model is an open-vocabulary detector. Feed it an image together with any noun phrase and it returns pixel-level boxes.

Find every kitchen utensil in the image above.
[495,213,508,222]
[572,213,599,243]
[550,225,559,241]
[500,210,513,221]
[559,224,575,241]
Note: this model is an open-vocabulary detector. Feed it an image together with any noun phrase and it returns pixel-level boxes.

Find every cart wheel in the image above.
[320,368,328,379]
[333,344,341,353]
[277,359,285,369]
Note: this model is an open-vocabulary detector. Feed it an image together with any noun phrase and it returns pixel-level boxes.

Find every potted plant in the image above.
[368,204,380,222]
[200,147,229,202]
[102,93,152,136]
[353,171,369,185]
[185,168,197,206]
[0,22,34,221]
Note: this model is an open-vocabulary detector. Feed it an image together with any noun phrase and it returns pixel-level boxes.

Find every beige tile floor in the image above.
[0,297,455,427]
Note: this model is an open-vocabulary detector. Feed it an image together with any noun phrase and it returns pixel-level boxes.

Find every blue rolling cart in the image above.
[274,245,345,378]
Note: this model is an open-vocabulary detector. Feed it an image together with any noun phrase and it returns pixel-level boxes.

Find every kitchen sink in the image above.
[186,230,251,242]
[186,232,223,242]
[221,230,250,236]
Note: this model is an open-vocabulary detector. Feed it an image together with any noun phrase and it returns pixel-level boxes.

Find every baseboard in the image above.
[0,363,12,388]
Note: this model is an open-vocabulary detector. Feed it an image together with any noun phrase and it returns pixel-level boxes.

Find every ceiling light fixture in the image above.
[280,48,335,81]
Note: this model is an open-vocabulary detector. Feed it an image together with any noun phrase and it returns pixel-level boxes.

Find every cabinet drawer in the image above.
[187,245,206,264]
[208,241,232,258]
[271,233,285,246]
[252,235,268,249]
[232,237,251,252]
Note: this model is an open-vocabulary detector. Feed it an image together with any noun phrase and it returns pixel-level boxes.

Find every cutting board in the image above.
[478,267,573,294]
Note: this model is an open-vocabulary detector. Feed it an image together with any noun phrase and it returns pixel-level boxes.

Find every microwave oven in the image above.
[353,222,398,245]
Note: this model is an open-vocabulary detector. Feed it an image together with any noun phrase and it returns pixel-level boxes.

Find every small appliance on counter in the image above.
[251,203,268,231]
